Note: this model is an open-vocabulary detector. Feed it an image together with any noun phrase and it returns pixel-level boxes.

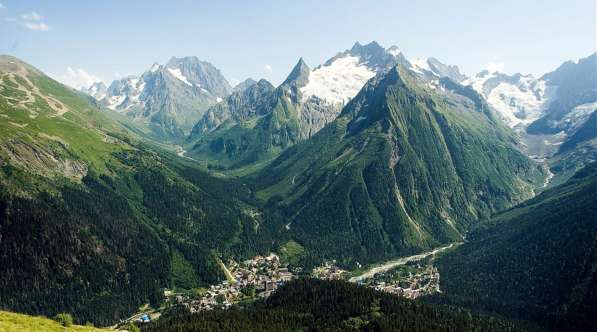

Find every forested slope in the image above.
[0,56,285,325]
[254,67,542,267]
[435,163,597,331]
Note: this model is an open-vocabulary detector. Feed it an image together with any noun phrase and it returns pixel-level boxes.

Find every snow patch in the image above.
[300,56,375,105]
[462,72,496,94]
[410,58,430,74]
[388,46,401,57]
[167,68,193,86]
[486,79,554,127]
[106,95,126,111]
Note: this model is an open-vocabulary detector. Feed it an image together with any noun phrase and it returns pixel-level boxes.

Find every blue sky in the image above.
[0,0,595,88]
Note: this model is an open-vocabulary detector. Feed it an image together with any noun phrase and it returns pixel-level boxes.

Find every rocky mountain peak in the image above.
[283,58,311,87]
[233,78,258,93]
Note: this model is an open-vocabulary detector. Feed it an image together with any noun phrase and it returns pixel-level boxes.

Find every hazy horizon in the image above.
[1,0,595,89]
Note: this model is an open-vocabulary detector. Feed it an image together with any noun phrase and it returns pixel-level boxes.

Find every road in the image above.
[349,242,461,283]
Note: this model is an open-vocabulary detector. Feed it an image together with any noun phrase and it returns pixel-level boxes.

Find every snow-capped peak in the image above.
[300,55,376,105]
[464,71,555,128]
[298,41,405,105]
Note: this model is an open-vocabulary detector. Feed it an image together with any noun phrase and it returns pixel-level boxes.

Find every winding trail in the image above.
[349,242,461,283]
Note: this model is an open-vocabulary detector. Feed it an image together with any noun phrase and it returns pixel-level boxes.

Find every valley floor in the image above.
[349,242,461,282]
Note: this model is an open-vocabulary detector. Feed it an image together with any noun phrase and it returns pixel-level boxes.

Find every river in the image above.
[349,242,461,283]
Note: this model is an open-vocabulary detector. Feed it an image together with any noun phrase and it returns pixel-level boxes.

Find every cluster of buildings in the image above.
[311,260,348,280]
[178,253,296,312]
[360,264,440,299]
[158,254,442,316]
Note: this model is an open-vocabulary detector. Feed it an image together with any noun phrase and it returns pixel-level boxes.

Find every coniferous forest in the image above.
[142,278,525,332]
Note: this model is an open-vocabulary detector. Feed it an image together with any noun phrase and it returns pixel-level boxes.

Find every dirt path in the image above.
[3,68,69,117]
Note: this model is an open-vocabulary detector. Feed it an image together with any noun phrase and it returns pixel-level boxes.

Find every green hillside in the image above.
[253,67,543,267]
[0,311,111,332]
[434,162,597,331]
[0,56,285,326]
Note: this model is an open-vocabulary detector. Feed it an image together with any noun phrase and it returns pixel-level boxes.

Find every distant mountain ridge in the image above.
[84,56,232,141]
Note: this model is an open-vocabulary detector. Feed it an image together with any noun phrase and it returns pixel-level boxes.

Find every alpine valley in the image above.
[0,37,595,332]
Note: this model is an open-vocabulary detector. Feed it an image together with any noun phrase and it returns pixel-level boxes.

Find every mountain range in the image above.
[184,42,474,170]
[1,39,596,330]
[82,43,595,185]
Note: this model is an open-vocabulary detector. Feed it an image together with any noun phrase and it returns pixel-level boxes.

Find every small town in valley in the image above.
[356,262,441,299]
[126,247,447,326]
[168,253,297,312]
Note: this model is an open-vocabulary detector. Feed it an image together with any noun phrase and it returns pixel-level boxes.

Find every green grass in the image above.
[278,240,306,266]
[0,66,132,174]
[0,311,110,332]
[169,249,200,290]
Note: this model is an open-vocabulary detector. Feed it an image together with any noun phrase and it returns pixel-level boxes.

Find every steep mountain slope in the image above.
[144,278,524,332]
[254,66,542,267]
[86,56,232,141]
[527,53,597,136]
[435,163,597,331]
[409,57,466,83]
[190,79,275,136]
[0,55,280,325]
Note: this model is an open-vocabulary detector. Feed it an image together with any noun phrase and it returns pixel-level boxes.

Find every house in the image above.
[265,281,277,292]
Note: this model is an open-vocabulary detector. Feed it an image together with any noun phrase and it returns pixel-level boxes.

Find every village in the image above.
[355,262,441,299]
[162,255,441,314]
[167,253,296,312]
[128,252,442,325]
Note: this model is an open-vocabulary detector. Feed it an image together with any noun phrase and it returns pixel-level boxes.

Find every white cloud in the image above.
[264,64,273,75]
[486,62,504,73]
[10,11,53,31]
[24,22,51,31]
[54,67,103,90]
[21,12,42,21]
[0,3,5,9]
